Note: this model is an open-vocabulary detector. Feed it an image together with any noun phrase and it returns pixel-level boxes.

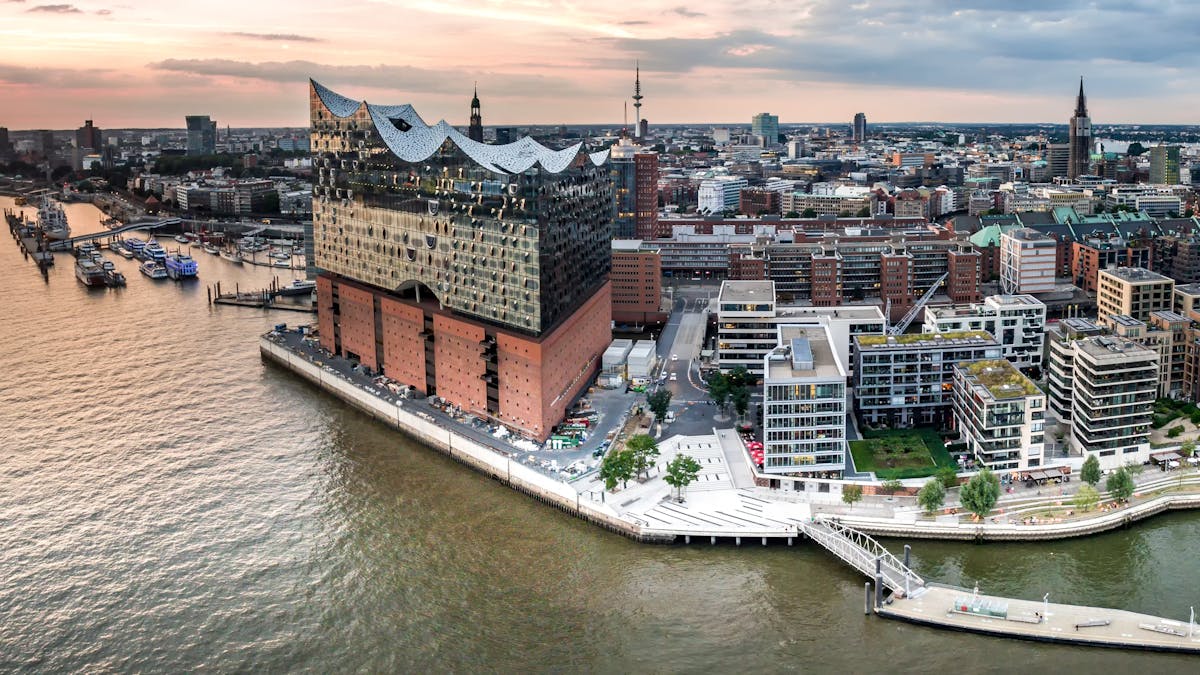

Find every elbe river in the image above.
[0,197,1197,672]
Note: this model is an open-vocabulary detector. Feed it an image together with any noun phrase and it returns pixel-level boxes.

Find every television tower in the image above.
[632,62,643,139]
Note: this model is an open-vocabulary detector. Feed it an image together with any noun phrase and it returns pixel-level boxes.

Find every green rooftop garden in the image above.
[849,428,958,480]
[856,330,992,347]
[960,359,1040,398]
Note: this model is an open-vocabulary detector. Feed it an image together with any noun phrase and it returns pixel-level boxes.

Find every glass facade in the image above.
[310,85,612,336]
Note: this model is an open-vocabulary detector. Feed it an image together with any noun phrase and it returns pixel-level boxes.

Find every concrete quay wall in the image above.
[260,338,667,543]
[831,492,1200,541]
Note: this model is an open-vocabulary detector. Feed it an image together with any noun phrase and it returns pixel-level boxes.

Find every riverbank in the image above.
[259,334,670,543]
[262,328,1200,546]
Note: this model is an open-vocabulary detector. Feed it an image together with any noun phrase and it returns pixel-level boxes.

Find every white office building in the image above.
[698,176,749,215]
[1000,228,1057,294]
[716,280,885,377]
[762,325,848,477]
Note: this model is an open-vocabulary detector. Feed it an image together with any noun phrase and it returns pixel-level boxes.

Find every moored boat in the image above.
[75,258,107,287]
[37,197,71,240]
[142,240,167,263]
[273,259,291,267]
[220,249,243,264]
[139,261,168,279]
[277,279,317,296]
[124,237,146,257]
[203,243,220,255]
[174,234,190,244]
[164,252,198,280]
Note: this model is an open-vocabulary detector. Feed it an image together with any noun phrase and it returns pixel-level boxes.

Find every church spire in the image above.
[1075,76,1088,117]
[468,82,483,143]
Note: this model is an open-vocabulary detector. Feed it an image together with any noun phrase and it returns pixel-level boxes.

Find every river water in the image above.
[1,196,1197,672]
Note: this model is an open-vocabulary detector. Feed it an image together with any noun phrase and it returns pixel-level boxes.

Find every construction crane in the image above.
[886,272,949,336]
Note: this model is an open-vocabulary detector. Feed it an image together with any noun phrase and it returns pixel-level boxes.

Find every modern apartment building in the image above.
[716,280,884,376]
[922,294,1047,370]
[1046,317,1106,422]
[309,81,613,440]
[609,138,661,239]
[1096,266,1174,324]
[1105,311,1190,399]
[1000,228,1057,294]
[1149,145,1181,185]
[1068,336,1157,470]
[952,359,1047,470]
[853,331,1003,428]
[1070,235,1151,292]
[762,325,847,477]
[1174,284,1200,321]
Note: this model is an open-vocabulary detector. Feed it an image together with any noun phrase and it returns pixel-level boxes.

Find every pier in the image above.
[209,279,315,312]
[878,583,1200,654]
[5,208,54,271]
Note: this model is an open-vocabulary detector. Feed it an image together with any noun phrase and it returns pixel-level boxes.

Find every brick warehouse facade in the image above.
[310,81,614,440]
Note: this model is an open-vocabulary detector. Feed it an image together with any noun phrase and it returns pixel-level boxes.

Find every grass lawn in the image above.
[850,428,957,480]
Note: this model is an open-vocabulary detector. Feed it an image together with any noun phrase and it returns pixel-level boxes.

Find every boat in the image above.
[277,279,317,296]
[164,252,198,280]
[220,249,243,264]
[78,242,96,256]
[203,244,220,255]
[118,246,134,259]
[105,269,126,287]
[273,259,292,268]
[174,234,190,244]
[139,261,168,279]
[124,237,146,256]
[36,197,71,240]
[142,240,167,263]
[13,196,27,206]
[270,251,291,260]
[75,258,107,287]
[109,240,125,254]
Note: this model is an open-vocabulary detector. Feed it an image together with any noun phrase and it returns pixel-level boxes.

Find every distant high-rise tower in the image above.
[752,113,779,146]
[468,84,484,143]
[186,115,217,156]
[1149,145,1181,185]
[853,112,867,143]
[1068,78,1092,180]
[632,63,644,139]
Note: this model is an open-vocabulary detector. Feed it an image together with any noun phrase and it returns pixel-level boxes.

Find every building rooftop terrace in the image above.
[959,359,1041,399]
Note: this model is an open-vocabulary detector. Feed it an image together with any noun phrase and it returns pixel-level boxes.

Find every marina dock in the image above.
[878,583,1200,653]
[5,209,54,270]
[209,279,315,312]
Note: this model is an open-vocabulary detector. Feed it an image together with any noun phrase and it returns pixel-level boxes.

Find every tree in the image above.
[842,484,863,509]
[706,371,730,411]
[599,448,634,491]
[855,206,872,217]
[664,454,703,502]
[880,479,904,495]
[626,434,660,481]
[646,389,672,425]
[936,466,959,489]
[918,479,946,515]
[1080,454,1102,486]
[959,468,1001,520]
[1127,141,1147,156]
[731,386,751,421]
[727,365,751,388]
[1168,425,1184,438]
[801,208,818,218]
[1106,467,1135,503]
[784,210,800,218]
[1122,461,1144,477]
[1073,484,1100,512]
[1181,440,1197,458]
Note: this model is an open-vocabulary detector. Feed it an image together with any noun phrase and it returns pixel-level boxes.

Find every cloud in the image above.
[0,62,117,87]
[619,20,649,26]
[27,3,81,12]
[670,6,704,18]
[96,8,110,14]
[228,32,322,43]
[146,58,593,98]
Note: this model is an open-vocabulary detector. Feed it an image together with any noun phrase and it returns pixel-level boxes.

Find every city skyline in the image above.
[5,1,1200,128]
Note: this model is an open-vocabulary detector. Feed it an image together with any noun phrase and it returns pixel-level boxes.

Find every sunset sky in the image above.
[3,0,1200,129]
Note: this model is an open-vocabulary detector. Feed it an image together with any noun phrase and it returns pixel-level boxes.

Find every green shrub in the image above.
[1168,425,1185,438]
[1189,411,1200,425]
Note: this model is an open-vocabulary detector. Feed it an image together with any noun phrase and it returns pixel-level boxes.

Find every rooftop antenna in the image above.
[623,101,628,138]
[632,61,643,139]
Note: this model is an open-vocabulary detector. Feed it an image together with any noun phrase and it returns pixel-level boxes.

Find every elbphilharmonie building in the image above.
[309,80,613,440]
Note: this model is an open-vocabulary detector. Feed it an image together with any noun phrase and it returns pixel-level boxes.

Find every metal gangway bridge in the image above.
[799,517,924,595]
[47,218,181,251]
